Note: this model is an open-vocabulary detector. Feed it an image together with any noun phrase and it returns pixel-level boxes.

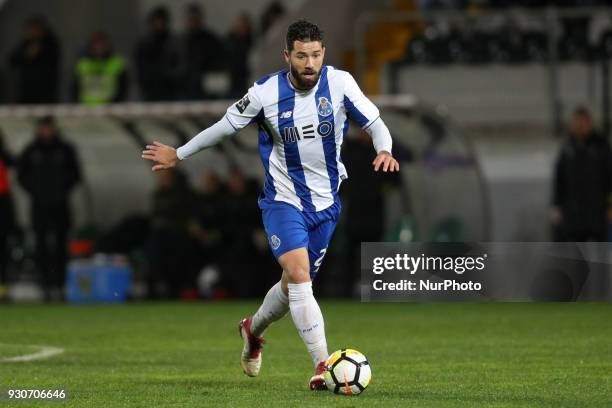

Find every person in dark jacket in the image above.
[340,130,404,297]
[17,116,82,300]
[146,168,200,298]
[135,6,180,101]
[0,130,16,299]
[226,13,254,98]
[259,1,285,36]
[218,167,272,297]
[192,170,226,268]
[178,4,224,100]
[8,16,60,104]
[552,106,612,241]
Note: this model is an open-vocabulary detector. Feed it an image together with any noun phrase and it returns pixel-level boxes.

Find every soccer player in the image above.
[142,20,399,390]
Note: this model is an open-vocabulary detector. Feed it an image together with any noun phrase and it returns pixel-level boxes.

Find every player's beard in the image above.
[290,64,320,91]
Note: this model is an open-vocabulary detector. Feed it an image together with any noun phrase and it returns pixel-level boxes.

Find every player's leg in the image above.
[277,247,330,372]
[239,282,291,378]
[301,212,338,390]
[239,203,307,377]
[278,205,339,389]
[249,274,289,337]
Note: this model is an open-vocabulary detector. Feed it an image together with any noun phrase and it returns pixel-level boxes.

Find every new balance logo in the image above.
[280,110,293,119]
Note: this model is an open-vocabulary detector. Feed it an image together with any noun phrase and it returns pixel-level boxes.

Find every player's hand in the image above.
[141,141,178,171]
[372,151,399,172]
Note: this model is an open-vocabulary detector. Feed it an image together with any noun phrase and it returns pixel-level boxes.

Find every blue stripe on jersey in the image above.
[277,71,316,211]
[340,116,349,165]
[250,108,264,126]
[343,95,370,128]
[258,120,277,200]
[253,108,276,200]
[315,66,339,200]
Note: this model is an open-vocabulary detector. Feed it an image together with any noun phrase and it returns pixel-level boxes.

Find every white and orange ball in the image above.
[323,349,371,395]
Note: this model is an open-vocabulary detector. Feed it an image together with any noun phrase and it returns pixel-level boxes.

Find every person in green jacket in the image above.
[73,31,128,105]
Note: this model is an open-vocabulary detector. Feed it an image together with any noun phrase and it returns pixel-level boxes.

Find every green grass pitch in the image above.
[1,302,611,407]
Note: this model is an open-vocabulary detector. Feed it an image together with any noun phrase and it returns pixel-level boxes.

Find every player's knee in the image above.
[285,264,310,283]
[279,248,311,284]
[283,262,310,284]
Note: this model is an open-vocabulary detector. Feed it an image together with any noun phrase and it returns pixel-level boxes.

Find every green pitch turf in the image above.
[1,302,611,407]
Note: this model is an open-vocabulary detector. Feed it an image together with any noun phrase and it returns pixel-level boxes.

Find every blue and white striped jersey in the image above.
[225,65,381,212]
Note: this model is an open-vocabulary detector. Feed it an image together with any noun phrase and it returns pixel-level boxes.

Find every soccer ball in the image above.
[323,349,371,395]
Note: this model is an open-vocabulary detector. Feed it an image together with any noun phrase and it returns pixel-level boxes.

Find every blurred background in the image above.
[0,0,610,303]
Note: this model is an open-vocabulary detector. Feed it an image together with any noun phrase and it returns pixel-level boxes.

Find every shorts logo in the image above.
[235,94,250,113]
[317,97,333,117]
[270,235,281,250]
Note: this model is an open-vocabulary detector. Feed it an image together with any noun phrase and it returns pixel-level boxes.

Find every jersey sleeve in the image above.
[225,85,263,130]
[342,71,380,129]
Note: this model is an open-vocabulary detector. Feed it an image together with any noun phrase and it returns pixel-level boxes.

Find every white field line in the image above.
[0,344,65,362]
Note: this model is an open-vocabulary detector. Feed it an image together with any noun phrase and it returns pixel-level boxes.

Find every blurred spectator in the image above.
[220,167,273,297]
[259,1,285,36]
[8,16,60,104]
[551,106,612,241]
[418,0,467,10]
[73,32,128,104]
[192,170,226,266]
[556,0,601,61]
[178,4,224,100]
[227,13,254,98]
[341,131,402,297]
[0,69,5,104]
[135,6,180,101]
[0,130,16,300]
[17,116,81,301]
[95,215,150,254]
[146,168,200,298]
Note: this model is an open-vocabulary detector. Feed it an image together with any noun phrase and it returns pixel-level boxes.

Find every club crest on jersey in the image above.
[270,235,281,250]
[317,97,333,117]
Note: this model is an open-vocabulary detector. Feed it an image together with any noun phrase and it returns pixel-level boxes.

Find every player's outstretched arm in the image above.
[140,88,261,171]
[142,141,178,171]
[141,116,237,171]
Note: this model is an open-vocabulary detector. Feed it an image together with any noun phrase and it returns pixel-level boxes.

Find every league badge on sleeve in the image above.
[235,94,251,113]
[317,97,333,117]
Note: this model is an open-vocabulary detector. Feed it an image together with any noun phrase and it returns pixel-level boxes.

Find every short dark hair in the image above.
[37,115,55,126]
[286,20,323,51]
[186,3,203,18]
[573,105,591,118]
[148,6,169,22]
[25,15,47,29]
